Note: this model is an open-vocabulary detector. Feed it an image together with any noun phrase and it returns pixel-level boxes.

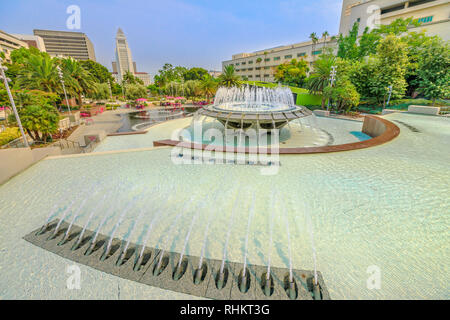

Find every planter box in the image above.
[69,111,80,123]
[313,110,330,117]
[58,117,71,130]
[408,105,440,115]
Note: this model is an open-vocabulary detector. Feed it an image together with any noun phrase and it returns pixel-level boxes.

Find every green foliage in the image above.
[61,58,97,104]
[125,84,147,100]
[274,59,309,87]
[88,83,110,100]
[153,63,187,86]
[324,76,360,112]
[184,67,209,81]
[307,55,336,107]
[79,60,115,84]
[8,104,59,142]
[415,38,450,104]
[218,65,241,88]
[369,35,410,104]
[16,54,60,93]
[122,71,144,86]
[200,75,218,99]
[0,127,21,146]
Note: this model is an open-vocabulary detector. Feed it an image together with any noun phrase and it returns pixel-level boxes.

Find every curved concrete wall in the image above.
[153,115,400,155]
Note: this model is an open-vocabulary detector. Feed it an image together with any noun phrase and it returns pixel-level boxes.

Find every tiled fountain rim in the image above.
[153,115,400,155]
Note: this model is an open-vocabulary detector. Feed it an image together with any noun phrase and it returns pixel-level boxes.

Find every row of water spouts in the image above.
[38,183,320,298]
[214,85,295,109]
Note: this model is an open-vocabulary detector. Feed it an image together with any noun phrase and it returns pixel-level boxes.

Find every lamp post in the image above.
[0,57,29,147]
[107,80,113,101]
[327,65,337,111]
[56,65,71,115]
[385,85,393,109]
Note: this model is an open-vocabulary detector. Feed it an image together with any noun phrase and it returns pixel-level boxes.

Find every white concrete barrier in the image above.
[0,147,61,184]
[313,110,330,117]
[408,105,440,115]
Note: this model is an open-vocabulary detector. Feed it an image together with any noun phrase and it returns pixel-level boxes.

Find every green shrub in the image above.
[0,127,21,146]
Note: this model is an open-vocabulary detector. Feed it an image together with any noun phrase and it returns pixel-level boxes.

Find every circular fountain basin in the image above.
[199,104,312,130]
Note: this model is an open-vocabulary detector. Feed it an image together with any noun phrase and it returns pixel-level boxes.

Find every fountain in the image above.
[198,85,313,130]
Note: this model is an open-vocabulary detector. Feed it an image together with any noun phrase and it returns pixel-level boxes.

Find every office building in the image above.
[33,29,96,61]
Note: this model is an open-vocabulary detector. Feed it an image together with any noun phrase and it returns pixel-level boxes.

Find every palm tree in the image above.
[263,51,269,81]
[218,65,241,88]
[309,32,319,63]
[322,31,329,49]
[17,54,60,93]
[61,58,96,104]
[200,75,218,102]
[307,56,336,109]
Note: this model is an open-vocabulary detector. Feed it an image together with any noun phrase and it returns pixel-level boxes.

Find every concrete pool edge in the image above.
[152,115,400,155]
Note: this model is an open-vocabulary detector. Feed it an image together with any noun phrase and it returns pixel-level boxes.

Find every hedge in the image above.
[0,127,21,146]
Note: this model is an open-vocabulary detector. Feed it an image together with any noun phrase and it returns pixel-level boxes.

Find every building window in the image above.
[256,75,260,77]
[312,50,322,55]
[380,4,405,15]
[409,0,436,8]
[274,57,281,61]
[255,67,261,70]
[264,74,270,77]
[242,62,246,65]
[248,61,253,64]
[248,68,253,71]
[284,55,292,59]
[236,63,240,66]
[264,66,270,70]
[264,58,270,62]
[248,75,253,78]
[297,52,306,57]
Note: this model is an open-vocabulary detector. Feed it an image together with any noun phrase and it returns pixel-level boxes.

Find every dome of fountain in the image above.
[198,85,313,130]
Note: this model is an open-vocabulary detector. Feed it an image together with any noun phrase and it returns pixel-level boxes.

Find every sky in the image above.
[0,0,343,76]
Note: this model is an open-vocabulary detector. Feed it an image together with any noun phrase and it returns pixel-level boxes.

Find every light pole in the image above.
[327,65,337,111]
[107,80,113,101]
[56,65,71,115]
[385,85,393,109]
[0,57,29,147]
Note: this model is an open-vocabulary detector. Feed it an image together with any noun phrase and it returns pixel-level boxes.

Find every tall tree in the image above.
[310,33,319,61]
[307,56,336,108]
[274,58,309,87]
[17,54,60,93]
[218,65,241,88]
[61,58,96,104]
[416,38,450,105]
[200,75,218,101]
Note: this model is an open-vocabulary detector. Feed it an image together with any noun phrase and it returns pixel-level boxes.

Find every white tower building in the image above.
[114,28,135,82]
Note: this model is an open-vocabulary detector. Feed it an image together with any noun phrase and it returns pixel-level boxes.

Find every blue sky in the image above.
[0,0,343,76]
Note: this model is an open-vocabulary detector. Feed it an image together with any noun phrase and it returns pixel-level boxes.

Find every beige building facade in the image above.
[223,38,337,83]
[223,0,449,83]
[0,30,29,64]
[33,29,96,61]
[12,34,47,52]
[340,0,450,40]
